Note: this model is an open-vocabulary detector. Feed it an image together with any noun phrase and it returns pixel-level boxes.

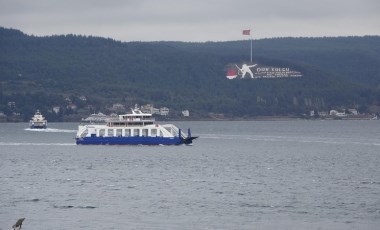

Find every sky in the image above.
[1,0,379,42]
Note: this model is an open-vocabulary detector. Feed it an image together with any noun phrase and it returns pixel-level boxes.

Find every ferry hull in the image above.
[30,125,47,129]
[76,136,187,145]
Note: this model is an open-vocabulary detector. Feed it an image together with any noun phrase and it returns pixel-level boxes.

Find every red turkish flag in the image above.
[242,30,250,35]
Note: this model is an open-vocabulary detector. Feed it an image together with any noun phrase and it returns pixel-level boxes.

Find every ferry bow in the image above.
[75,108,198,145]
[29,110,47,129]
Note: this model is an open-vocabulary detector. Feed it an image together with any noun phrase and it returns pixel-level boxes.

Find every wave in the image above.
[0,142,75,146]
[53,205,96,209]
[24,128,76,133]
[200,133,380,146]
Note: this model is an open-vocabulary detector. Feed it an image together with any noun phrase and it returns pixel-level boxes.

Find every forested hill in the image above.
[1,27,380,121]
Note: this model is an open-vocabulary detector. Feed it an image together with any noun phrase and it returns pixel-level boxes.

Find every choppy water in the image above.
[0,121,379,229]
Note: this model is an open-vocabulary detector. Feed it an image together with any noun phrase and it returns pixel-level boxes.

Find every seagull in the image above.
[12,218,25,230]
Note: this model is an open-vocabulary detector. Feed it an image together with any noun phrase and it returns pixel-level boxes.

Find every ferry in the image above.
[29,110,47,129]
[75,107,198,145]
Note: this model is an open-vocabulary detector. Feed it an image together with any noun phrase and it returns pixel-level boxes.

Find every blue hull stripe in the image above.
[30,125,47,129]
[76,136,184,145]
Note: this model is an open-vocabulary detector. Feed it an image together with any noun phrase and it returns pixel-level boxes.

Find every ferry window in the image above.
[133,129,139,136]
[107,129,114,137]
[142,129,148,136]
[99,129,105,137]
[116,129,122,136]
[81,129,88,137]
[151,129,157,137]
[125,129,131,136]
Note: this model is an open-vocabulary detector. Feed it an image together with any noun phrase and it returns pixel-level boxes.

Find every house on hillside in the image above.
[348,109,358,115]
[160,107,169,116]
[7,101,16,109]
[79,96,87,101]
[112,103,125,111]
[318,111,328,117]
[67,104,77,110]
[182,110,189,117]
[141,104,160,115]
[330,110,346,117]
[53,106,60,114]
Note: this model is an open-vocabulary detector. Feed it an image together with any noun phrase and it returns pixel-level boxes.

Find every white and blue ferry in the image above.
[75,107,197,145]
[29,110,47,129]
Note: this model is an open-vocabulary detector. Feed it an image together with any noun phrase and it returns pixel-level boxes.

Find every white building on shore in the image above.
[160,107,169,116]
[182,110,189,117]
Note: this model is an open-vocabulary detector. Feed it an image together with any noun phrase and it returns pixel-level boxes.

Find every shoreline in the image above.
[1,116,377,123]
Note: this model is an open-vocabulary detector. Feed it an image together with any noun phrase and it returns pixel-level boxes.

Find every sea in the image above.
[0,120,379,230]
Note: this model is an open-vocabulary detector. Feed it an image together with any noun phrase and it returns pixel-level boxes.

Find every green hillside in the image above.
[0,27,379,121]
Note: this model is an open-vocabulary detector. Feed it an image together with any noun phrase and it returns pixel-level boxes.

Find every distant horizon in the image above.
[3,26,380,43]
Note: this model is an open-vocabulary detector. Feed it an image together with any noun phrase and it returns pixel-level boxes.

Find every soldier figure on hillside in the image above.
[236,63,257,78]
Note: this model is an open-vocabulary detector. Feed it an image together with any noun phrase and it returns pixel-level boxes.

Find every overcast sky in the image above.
[1,0,379,42]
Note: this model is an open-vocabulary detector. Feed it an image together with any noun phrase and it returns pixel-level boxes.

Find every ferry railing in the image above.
[162,124,188,138]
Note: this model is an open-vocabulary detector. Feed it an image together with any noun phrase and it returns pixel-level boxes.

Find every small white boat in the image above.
[29,110,47,129]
